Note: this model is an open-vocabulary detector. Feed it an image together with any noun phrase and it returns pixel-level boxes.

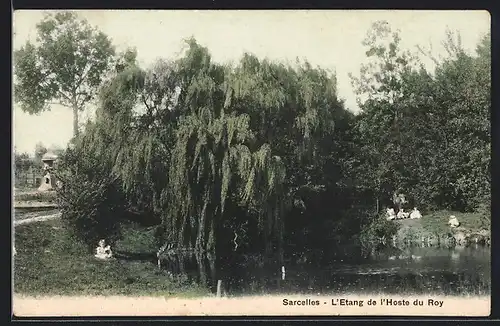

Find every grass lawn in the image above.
[14,190,57,203]
[13,219,211,298]
[395,210,490,243]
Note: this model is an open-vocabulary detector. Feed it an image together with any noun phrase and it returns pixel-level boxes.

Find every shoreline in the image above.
[391,211,490,248]
[12,294,490,317]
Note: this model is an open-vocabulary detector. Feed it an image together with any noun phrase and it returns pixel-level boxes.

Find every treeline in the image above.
[351,22,490,215]
[50,21,489,257]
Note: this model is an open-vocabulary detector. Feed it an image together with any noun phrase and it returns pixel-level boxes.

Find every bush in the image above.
[359,214,399,247]
[55,146,127,252]
[475,200,491,229]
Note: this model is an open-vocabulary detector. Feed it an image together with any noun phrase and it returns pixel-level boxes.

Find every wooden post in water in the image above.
[216,279,222,297]
[277,265,285,291]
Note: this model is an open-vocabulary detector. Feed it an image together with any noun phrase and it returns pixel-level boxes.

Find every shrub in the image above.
[475,200,491,229]
[55,146,127,252]
[359,214,399,247]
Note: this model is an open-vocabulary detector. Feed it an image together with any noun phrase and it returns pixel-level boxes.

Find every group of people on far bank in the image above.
[384,191,461,228]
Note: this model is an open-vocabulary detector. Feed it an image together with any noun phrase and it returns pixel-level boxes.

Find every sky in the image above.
[12,10,490,155]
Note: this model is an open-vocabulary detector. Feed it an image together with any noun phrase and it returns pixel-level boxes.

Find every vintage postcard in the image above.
[12,9,491,317]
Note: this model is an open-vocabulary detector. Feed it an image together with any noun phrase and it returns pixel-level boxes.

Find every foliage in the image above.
[55,141,126,251]
[34,142,48,160]
[56,22,490,260]
[14,11,116,137]
[475,201,491,228]
[57,37,354,258]
[359,215,399,247]
[14,151,33,177]
[350,21,490,214]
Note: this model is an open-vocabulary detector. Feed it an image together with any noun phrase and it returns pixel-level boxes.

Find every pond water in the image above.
[160,244,491,297]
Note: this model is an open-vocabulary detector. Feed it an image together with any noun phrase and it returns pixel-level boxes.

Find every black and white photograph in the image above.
[12,10,491,317]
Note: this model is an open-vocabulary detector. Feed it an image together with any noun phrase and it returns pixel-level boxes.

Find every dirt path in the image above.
[14,212,61,226]
[12,294,490,317]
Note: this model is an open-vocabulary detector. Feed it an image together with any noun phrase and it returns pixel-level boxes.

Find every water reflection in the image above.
[159,245,490,297]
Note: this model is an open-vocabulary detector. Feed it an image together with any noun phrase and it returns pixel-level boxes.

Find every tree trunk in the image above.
[278,216,284,267]
[207,251,216,283]
[196,218,205,253]
[72,105,79,137]
[179,213,187,248]
[197,201,208,253]
[207,217,216,253]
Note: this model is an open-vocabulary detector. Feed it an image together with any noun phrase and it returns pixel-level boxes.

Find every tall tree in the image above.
[351,22,490,212]
[47,144,66,157]
[349,20,420,211]
[430,31,491,211]
[14,11,116,137]
[34,142,48,161]
[14,151,33,179]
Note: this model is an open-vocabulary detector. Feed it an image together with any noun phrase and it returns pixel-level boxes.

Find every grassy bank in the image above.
[13,219,210,297]
[394,210,490,246]
[14,190,57,203]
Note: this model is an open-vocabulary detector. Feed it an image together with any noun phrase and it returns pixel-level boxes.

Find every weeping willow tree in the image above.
[161,39,347,258]
[166,111,288,253]
[224,53,348,252]
[162,40,288,257]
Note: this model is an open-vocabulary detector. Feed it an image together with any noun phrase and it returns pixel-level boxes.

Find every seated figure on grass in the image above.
[95,239,113,259]
[397,208,409,219]
[409,207,422,219]
[386,208,396,220]
[448,215,460,228]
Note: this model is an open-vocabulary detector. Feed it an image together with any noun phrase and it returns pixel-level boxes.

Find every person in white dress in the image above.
[397,208,409,219]
[409,207,422,219]
[386,208,396,220]
[448,215,460,227]
[95,239,113,259]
